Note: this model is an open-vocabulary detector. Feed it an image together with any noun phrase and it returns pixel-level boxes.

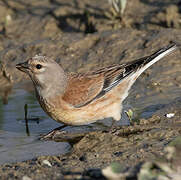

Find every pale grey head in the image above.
[16,55,67,98]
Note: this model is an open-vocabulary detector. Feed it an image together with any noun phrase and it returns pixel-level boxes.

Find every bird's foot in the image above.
[40,130,65,140]
[109,126,118,133]
[102,124,119,134]
[107,120,120,134]
[40,125,67,140]
[104,119,123,134]
[102,127,120,135]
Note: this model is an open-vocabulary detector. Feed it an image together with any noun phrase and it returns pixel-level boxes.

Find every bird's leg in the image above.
[102,119,118,133]
[109,119,118,133]
[40,125,67,140]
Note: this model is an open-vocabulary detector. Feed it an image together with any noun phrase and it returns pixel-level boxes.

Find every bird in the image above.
[16,44,177,138]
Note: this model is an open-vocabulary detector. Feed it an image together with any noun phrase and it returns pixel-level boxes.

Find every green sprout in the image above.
[125,109,134,121]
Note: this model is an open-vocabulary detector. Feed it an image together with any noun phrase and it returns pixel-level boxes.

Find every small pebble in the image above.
[165,113,175,118]
[42,160,52,167]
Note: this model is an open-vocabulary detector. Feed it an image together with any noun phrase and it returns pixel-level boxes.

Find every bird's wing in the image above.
[62,64,129,108]
[62,44,177,108]
[62,73,104,108]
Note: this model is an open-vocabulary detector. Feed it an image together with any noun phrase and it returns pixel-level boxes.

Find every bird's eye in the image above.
[36,64,42,69]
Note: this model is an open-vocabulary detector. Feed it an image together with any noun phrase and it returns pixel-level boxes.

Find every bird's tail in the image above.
[124,43,177,79]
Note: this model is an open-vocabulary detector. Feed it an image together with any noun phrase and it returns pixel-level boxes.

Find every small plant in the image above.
[106,0,127,20]
[125,109,134,121]
[125,108,143,125]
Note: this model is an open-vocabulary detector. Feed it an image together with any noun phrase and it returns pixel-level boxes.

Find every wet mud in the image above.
[0,0,181,179]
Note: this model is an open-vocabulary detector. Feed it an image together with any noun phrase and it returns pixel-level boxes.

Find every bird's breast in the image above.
[36,93,77,124]
[36,89,122,125]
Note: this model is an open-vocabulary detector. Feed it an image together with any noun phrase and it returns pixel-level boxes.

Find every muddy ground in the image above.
[0,0,181,179]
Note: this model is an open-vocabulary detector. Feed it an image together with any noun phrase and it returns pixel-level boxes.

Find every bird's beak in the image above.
[16,61,29,73]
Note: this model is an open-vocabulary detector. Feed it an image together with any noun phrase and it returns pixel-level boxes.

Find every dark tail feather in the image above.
[124,43,177,77]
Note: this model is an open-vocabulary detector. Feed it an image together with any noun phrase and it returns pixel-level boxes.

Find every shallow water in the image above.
[0,84,130,164]
[126,79,181,120]
[0,86,71,165]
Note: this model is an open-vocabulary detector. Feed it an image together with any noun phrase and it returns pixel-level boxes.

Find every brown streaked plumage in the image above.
[16,44,177,135]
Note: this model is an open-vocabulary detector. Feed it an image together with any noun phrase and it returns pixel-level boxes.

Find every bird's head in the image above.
[16,55,67,97]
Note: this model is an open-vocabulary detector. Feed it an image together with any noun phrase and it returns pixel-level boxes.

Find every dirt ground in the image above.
[0,0,181,179]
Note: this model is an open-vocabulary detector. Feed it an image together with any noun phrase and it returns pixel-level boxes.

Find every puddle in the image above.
[126,80,181,120]
[0,79,180,165]
[0,84,130,165]
[0,86,71,165]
